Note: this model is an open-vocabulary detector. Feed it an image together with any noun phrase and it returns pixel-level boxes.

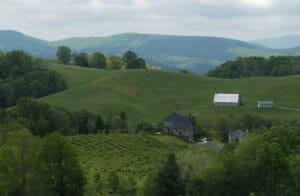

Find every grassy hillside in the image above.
[42,63,300,127]
[68,134,216,194]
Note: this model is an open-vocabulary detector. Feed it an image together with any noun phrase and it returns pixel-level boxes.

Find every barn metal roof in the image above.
[214,93,240,103]
[258,101,273,104]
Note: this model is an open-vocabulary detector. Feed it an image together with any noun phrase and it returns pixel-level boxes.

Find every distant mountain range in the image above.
[251,35,300,49]
[0,30,56,58]
[1,30,300,74]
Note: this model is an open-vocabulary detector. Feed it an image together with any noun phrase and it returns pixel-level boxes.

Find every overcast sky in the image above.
[1,0,300,41]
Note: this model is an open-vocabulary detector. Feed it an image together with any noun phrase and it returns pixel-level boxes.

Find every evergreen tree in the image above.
[143,153,184,196]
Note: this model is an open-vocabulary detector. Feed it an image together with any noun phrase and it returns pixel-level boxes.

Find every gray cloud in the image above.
[0,0,300,41]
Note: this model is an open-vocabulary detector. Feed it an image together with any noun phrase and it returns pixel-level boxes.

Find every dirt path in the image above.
[277,106,300,112]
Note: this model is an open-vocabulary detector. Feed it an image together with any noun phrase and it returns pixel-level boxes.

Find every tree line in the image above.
[0,97,130,137]
[0,97,157,195]
[0,130,86,195]
[57,45,147,69]
[0,50,67,108]
[186,125,300,196]
[207,56,300,78]
[140,126,300,196]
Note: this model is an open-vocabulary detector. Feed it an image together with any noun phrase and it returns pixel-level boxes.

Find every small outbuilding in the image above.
[163,113,194,142]
[213,93,241,106]
[228,130,248,142]
[257,101,273,108]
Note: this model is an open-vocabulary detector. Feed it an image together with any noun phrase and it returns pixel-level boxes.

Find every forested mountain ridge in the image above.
[2,30,300,74]
[0,30,56,58]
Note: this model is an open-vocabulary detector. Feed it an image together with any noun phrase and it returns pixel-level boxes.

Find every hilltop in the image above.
[2,30,300,74]
[251,34,300,49]
[42,63,300,127]
[0,30,56,58]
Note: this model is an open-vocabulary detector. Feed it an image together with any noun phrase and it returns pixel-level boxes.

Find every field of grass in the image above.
[68,134,216,194]
[42,63,300,127]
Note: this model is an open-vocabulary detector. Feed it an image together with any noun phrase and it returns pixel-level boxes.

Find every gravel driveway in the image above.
[196,142,222,151]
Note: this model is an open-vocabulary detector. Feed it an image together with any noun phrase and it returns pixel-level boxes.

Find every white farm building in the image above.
[213,93,241,106]
[257,101,273,108]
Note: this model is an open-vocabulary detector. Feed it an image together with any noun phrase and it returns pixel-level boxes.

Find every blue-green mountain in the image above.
[251,34,300,49]
[1,30,300,74]
[0,30,56,58]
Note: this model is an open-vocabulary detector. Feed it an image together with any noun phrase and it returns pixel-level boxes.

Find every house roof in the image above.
[229,130,248,138]
[164,113,193,129]
[258,101,273,104]
[214,93,240,103]
[163,112,183,121]
[173,119,193,129]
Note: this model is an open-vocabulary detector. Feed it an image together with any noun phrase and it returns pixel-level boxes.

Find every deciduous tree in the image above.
[90,52,106,69]
[57,46,71,64]
[39,132,86,196]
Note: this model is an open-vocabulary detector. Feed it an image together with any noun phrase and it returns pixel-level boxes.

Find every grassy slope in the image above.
[69,134,216,194]
[42,63,300,127]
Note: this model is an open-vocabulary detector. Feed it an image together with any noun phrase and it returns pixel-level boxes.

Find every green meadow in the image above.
[42,63,300,127]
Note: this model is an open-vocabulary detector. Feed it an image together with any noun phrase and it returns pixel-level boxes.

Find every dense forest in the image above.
[0,50,67,107]
[207,56,300,78]
[0,98,132,137]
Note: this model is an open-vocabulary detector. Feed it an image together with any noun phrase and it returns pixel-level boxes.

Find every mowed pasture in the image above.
[42,63,300,126]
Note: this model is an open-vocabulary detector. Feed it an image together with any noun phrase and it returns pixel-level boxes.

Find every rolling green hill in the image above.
[42,63,300,127]
[3,30,300,74]
[68,134,216,194]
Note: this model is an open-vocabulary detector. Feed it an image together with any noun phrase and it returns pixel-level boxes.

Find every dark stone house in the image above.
[163,113,194,142]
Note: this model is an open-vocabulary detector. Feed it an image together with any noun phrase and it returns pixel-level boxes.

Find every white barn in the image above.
[213,93,241,106]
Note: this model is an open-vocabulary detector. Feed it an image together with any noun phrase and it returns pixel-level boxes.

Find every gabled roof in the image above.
[164,113,193,129]
[258,101,273,104]
[214,93,240,103]
[229,130,248,138]
[173,119,193,129]
[163,112,183,121]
